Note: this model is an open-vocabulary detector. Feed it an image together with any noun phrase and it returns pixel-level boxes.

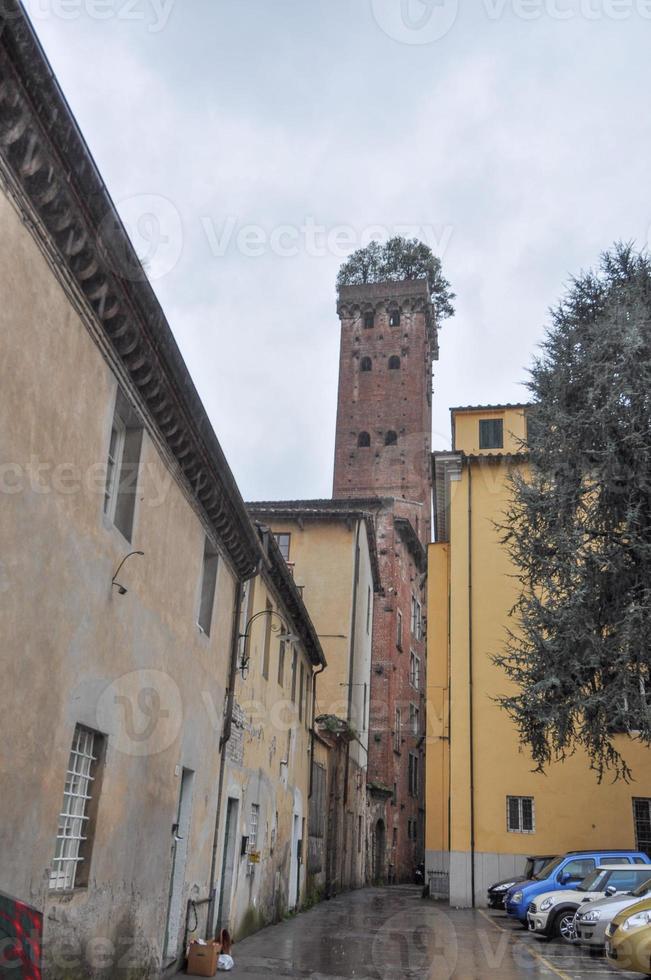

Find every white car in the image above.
[527,865,651,941]
[575,877,651,949]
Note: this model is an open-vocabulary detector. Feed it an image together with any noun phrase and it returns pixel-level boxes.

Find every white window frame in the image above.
[410,702,420,736]
[104,414,126,522]
[50,726,99,892]
[507,795,535,834]
[396,610,403,650]
[410,651,420,689]
[394,707,401,753]
[197,538,219,635]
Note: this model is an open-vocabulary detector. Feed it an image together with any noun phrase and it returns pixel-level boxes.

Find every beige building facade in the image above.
[0,8,325,976]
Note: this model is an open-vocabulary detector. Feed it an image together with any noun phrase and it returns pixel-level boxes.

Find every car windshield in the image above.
[630,877,651,897]
[577,869,608,892]
[534,857,564,880]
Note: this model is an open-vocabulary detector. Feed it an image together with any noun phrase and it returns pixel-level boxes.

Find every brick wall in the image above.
[332,279,435,881]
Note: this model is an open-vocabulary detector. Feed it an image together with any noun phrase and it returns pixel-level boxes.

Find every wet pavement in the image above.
[177,885,643,979]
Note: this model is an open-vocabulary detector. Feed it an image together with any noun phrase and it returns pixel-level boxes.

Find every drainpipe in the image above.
[309,661,326,799]
[207,573,248,937]
[467,462,476,908]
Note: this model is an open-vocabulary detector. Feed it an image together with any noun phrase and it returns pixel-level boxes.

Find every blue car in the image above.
[505,850,651,924]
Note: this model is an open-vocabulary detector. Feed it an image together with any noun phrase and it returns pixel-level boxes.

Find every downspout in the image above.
[207,572,249,936]
[309,660,326,799]
[467,462,476,908]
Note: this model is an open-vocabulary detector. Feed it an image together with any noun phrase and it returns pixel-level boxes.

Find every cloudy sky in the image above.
[25,0,651,499]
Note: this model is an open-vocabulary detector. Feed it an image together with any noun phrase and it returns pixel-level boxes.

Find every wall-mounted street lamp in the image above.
[111,550,144,595]
[238,609,297,680]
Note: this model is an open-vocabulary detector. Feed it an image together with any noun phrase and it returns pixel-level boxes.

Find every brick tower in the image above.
[333,278,437,882]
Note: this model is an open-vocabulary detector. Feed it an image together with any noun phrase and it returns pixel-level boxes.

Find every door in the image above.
[288,814,300,910]
[164,768,194,962]
[217,798,239,931]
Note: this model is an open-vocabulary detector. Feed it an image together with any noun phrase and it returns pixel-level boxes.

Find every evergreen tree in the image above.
[337,236,455,321]
[496,244,651,780]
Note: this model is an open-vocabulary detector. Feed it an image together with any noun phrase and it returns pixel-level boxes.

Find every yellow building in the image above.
[426,404,651,907]
[247,500,382,894]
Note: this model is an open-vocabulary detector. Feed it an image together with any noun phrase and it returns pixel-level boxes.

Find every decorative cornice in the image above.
[0,3,261,579]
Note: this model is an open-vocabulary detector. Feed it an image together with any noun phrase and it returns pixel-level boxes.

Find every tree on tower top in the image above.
[337,236,455,322]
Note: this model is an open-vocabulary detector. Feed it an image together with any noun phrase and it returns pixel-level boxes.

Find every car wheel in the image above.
[553,910,577,942]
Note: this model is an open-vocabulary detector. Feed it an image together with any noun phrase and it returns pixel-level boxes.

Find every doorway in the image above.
[374,819,386,884]
[288,814,300,910]
[164,768,195,962]
[217,798,239,931]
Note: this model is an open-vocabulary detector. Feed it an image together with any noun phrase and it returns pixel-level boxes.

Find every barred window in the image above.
[50,726,104,891]
[507,796,535,833]
[410,652,420,689]
[633,798,651,856]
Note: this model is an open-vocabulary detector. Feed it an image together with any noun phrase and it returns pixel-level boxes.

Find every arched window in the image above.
[357,432,371,448]
[389,310,401,328]
[385,431,398,446]
[388,355,401,370]
[360,356,372,372]
[363,311,375,329]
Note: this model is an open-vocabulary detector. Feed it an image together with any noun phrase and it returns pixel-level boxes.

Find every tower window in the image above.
[358,432,371,448]
[479,418,504,450]
[385,431,398,446]
[360,356,372,372]
[389,311,401,327]
[363,311,375,329]
[388,356,401,370]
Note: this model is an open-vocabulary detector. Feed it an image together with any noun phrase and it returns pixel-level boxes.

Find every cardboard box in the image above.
[186,940,220,977]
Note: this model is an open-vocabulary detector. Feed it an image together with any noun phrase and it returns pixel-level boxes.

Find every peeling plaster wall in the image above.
[0,186,238,978]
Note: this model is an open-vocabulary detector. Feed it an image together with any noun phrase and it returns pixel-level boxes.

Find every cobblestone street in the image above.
[179,886,643,980]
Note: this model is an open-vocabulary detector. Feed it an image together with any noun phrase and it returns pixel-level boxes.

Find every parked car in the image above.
[505,851,651,925]
[527,865,651,940]
[487,855,556,910]
[576,876,651,951]
[605,895,651,975]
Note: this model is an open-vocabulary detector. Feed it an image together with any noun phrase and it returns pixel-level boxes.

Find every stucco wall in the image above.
[0,184,238,976]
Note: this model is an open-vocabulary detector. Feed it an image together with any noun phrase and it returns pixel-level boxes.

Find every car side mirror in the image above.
[558,872,571,885]
[605,886,617,896]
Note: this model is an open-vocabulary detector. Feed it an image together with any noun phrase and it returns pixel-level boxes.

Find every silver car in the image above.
[575,876,651,949]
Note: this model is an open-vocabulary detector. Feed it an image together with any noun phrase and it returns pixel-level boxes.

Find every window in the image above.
[409,703,420,736]
[278,640,286,687]
[197,538,219,635]
[104,390,143,541]
[389,310,401,327]
[410,652,420,689]
[360,356,372,372]
[385,431,398,446]
[248,803,259,868]
[357,432,371,448]
[479,418,504,450]
[411,596,422,640]
[408,753,419,797]
[563,857,595,879]
[392,827,398,847]
[634,798,651,855]
[291,649,298,702]
[388,355,401,370]
[363,311,374,329]
[366,586,372,635]
[396,611,403,651]
[50,725,104,891]
[273,533,291,561]
[507,796,535,833]
[262,600,272,679]
[394,707,401,753]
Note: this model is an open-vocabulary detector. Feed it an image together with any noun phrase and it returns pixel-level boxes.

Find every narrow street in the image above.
[179,886,642,980]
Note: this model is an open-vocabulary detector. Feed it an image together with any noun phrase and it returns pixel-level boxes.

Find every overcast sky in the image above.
[24,0,651,500]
